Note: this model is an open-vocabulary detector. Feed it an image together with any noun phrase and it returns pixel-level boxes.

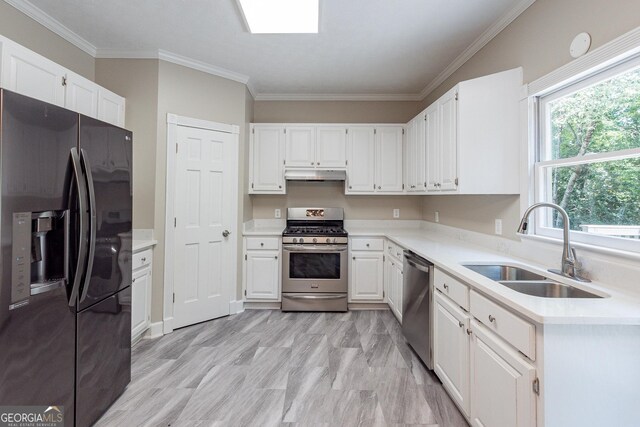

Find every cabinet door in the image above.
[65,72,99,118]
[316,126,347,168]
[245,250,280,300]
[385,257,395,311]
[404,119,416,191]
[376,127,403,192]
[285,126,315,168]
[349,252,384,301]
[414,114,427,192]
[98,88,126,127]
[470,320,536,427]
[1,41,66,107]
[392,261,403,321]
[131,267,151,339]
[439,88,458,191]
[434,292,470,416]
[251,126,285,193]
[346,127,375,193]
[425,103,440,191]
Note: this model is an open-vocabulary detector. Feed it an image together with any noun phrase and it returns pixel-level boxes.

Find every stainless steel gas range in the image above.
[281,208,348,312]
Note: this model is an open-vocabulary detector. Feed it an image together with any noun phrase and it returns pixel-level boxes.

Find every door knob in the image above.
[222,230,231,237]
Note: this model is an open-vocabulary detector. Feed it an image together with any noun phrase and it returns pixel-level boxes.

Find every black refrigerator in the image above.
[0,90,132,427]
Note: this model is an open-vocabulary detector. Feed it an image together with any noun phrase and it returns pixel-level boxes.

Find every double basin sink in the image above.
[463,264,603,298]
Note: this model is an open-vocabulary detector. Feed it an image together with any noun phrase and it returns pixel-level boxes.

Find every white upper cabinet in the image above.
[405,115,426,192]
[375,126,404,192]
[285,126,316,168]
[250,125,285,193]
[420,67,522,195]
[65,71,99,118]
[316,126,347,168]
[1,39,66,107]
[98,88,126,128]
[0,36,126,127]
[346,126,376,193]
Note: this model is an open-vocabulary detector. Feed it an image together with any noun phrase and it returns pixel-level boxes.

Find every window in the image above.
[535,56,640,252]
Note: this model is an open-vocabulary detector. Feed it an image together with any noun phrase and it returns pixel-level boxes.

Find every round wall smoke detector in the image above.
[570,32,591,58]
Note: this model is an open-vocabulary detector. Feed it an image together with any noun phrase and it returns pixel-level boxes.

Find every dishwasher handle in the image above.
[404,251,431,273]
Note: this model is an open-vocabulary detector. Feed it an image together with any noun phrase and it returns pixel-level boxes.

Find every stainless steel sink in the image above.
[497,280,602,298]
[464,264,547,281]
[462,264,603,299]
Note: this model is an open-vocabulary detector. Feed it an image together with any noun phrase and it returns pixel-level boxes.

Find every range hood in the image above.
[285,169,347,181]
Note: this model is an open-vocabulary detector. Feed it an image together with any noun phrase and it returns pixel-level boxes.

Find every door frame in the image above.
[163,113,240,334]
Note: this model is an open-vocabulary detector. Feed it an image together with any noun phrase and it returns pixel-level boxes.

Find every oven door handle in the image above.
[284,294,346,300]
[283,245,348,252]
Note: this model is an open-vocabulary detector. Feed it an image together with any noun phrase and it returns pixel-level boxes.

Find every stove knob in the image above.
[313,238,317,243]
[292,238,298,243]
[326,238,331,243]
[333,238,337,243]
[299,238,304,244]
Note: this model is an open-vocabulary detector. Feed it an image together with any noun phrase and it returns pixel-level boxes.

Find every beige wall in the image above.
[154,61,250,320]
[420,0,640,238]
[254,100,420,123]
[252,182,423,220]
[95,59,160,229]
[0,2,95,80]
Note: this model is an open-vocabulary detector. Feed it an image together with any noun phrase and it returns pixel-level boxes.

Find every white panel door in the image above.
[346,127,375,193]
[376,126,403,192]
[251,126,285,192]
[349,252,384,301]
[65,72,99,118]
[316,126,347,168]
[245,251,280,300]
[439,88,458,191]
[98,88,126,127]
[470,320,536,427]
[285,126,316,168]
[173,126,235,329]
[434,292,470,416]
[425,103,440,191]
[131,266,151,339]
[1,41,65,107]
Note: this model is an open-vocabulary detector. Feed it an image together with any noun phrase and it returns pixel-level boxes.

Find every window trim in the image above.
[526,30,640,254]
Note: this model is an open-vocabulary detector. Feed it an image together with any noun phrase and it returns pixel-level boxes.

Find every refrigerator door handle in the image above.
[69,148,89,306]
[79,148,97,304]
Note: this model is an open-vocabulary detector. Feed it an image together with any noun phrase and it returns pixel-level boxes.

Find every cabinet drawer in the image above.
[246,237,280,250]
[386,241,404,261]
[434,268,469,311]
[470,290,536,360]
[350,237,384,251]
[132,249,152,270]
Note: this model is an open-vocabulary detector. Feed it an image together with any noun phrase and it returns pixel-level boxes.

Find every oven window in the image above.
[289,252,341,279]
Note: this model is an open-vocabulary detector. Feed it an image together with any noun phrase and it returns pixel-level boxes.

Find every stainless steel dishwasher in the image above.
[402,250,434,369]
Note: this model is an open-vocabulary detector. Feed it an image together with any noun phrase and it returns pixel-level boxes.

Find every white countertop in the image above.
[243,219,285,236]
[246,221,640,326]
[133,239,157,252]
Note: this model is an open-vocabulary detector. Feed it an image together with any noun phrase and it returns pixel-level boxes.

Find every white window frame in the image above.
[525,28,640,255]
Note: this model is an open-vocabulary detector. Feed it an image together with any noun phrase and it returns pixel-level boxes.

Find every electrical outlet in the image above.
[275,209,281,219]
[495,219,503,235]
[435,211,440,223]
[393,209,400,219]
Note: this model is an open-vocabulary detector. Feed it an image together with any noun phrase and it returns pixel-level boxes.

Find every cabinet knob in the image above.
[260,242,264,247]
[349,186,352,189]
[443,283,449,291]
[352,256,356,260]
[275,255,278,260]
[458,321,464,328]
[311,162,314,165]
[366,243,370,247]
[317,162,320,165]
[132,277,136,283]
[222,230,231,237]
[279,185,282,189]
[378,186,381,190]
[141,257,146,262]
[488,315,496,323]
[466,328,472,336]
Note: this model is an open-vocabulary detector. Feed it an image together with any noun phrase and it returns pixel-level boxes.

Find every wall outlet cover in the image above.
[275,209,281,219]
[495,219,503,235]
[435,211,440,223]
[393,209,400,219]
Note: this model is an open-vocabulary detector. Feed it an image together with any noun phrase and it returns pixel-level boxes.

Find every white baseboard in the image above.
[162,317,174,334]
[230,299,245,314]
[348,303,390,310]
[144,321,164,339]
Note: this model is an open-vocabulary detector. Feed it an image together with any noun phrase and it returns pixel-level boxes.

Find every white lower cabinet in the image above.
[434,290,470,416]
[131,248,153,341]
[470,319,536,427]
[349,251,384,301]
[384,241,404,322]
[243,236,281,301]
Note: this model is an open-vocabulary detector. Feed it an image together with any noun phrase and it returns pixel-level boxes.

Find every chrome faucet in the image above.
[517,202,590,282]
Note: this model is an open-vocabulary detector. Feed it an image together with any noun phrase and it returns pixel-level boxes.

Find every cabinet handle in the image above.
[260,242,264,247]
[317,162,320,165]
[349,186,352,189]
[279,185,282,189]
[275,255,278,260]
[489,315,496,323]
[311,162,314,165]
[366,243,370,247]
[443,283,449,291]
[132,277,136,283]
[352,256,356,260]
[141,257,146,262]
[458,321,464,328]
[466,328,472,336]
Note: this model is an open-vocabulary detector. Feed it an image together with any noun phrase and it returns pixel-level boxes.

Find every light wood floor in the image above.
[96,309,468,426]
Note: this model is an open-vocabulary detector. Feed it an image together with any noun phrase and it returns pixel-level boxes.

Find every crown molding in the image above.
[253,93,423,101]
[3,0,97,56]
[418,0,536,99]
[157,50,250,85]
[94,49,159,59]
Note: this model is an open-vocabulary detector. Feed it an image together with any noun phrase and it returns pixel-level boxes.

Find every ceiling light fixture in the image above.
[236,0,319,34]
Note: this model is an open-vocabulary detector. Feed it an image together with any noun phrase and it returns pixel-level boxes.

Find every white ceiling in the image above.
[7,0,534,100]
